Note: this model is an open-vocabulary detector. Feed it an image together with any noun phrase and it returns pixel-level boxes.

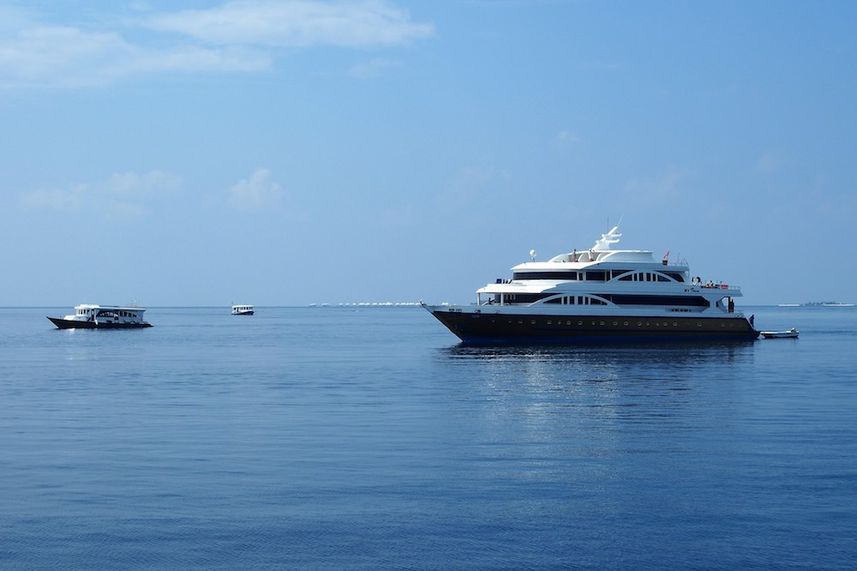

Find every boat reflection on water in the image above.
[432,341,758,435]
[442,341,755,366]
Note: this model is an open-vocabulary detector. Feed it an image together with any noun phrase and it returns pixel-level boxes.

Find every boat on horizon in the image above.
[231,304,255,315]
[47,304,152,329]
[423,226,759,344]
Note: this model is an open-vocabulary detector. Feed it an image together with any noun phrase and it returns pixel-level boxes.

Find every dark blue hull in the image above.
[47,317,152,330]
[430,310,759,345]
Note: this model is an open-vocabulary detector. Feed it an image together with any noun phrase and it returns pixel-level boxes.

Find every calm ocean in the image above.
[1,306,856,569]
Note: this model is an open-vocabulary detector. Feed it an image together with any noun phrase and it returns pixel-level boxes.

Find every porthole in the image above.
[612,321,618,326]
[637,322,642,326]
[697,322,702,328]
[577,321,583,326]
[645,322,650,326]
[673,322,678,327]
[547,320,552,325]
[599,321,605,326]
[624,321,629,326]
[518,320,523,324]
[531,320,536,325]
[566,321,572,325]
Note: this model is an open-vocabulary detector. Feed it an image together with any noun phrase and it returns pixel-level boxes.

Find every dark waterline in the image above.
[1,306,856,569]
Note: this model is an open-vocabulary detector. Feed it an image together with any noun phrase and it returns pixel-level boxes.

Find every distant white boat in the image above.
[231,304,254,316]
[778,303,800,307]
[822,302,854,307]
[761,328,799,339]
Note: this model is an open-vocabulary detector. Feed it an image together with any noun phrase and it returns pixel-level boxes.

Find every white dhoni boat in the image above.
[231,304,254,316]
[48,304,152,329]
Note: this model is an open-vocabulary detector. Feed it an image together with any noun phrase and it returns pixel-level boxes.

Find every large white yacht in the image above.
[47,304,152,329]
[423,226,758,344]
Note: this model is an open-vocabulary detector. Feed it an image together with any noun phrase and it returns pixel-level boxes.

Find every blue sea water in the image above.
[1,306,856,569]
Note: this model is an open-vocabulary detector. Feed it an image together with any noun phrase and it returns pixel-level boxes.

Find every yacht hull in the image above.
[47,317,152,330]
[232,311,254,316]
[427,308,758,345]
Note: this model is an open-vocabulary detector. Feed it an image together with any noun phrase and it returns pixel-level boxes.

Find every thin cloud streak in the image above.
[18,171,182,216]
[228,168,285,209]
[348,57,400,78]
[0,25,270,88]
[147,0,434,48]
[0,1,432,88]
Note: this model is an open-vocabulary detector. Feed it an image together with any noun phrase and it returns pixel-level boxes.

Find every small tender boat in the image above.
[760,328,799,339]
[47,304,152,329]
[231,304,254,316]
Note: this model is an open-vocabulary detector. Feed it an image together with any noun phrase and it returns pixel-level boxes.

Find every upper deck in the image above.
[473,226,743,311]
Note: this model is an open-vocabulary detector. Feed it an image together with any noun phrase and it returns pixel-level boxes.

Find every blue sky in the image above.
[1,0,855,306]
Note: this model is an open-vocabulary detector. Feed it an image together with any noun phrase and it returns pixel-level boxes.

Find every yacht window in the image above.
[512,271,578,280]
[656,274,670,282]
[504,293,555,304]
[665,272,685,282]
[586,271,606,281]
[597,294,711,307]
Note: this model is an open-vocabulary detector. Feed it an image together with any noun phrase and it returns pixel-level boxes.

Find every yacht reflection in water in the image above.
[442,342,754,366]
[434,342,755,420]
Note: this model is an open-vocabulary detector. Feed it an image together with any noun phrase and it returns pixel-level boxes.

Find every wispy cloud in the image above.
[755,151,784,174]
[555,130,581,144]
[147,0,433,48]
[19,170,182,216]
[348,57,399,78]
[0,23,270,88]
[438,165,511,206]
[228,168,284,209]
[0,1,432,88]
[624,166,693,202]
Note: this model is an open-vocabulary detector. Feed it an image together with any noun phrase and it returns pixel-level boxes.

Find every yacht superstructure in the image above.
[47,304,152,329]
[423,226,758,344]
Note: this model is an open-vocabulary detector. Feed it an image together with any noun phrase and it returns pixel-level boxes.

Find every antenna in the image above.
[529,249,537,261]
